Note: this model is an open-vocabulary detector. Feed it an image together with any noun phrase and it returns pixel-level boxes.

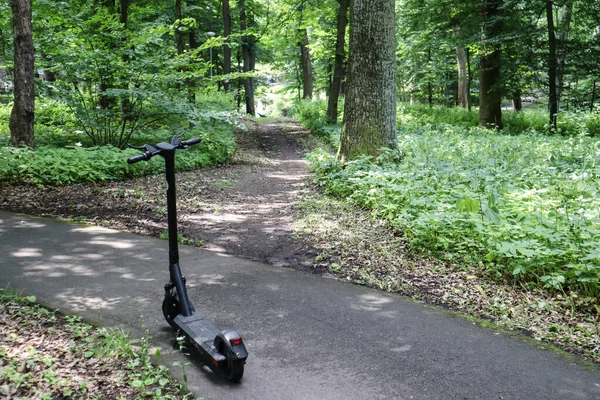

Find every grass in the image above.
[0,288,195,399]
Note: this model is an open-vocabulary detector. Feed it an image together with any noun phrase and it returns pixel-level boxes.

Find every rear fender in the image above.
[214,329,248,360]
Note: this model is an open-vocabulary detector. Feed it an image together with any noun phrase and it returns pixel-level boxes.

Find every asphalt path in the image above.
[1,211,599,399]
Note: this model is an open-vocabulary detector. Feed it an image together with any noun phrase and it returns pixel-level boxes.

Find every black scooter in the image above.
[128,134,248,382]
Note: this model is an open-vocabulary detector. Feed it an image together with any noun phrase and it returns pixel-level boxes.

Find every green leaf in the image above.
[512,265,526,276]
[131,380,144,388]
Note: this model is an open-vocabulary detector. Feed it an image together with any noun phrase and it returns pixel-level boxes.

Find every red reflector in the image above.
[230,337,243,346]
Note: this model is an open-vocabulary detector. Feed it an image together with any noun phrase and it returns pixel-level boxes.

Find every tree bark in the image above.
[427,47,433,107]
[240,0,255,116]
[556,1,573,111]
[456,30,469,109]
[299,28,313,99]
[478,0,503,130]
[466,47,472,111]
[591,81,597,113]
[546,0,558,132]
[337,0,396,162]
[119,0,133,120]
[512,89,522,111]
[9,0,35,148]
[175,0,184,56]
[453,25,469,109]
[223,0,232,92]
[326,0,349,124]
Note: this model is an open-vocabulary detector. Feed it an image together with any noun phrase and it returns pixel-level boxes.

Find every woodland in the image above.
[1,1,600,395]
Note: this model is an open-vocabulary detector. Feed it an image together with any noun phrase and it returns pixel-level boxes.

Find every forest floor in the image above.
[0,119,598,397]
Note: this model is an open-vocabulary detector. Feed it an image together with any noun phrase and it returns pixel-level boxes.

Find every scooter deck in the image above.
[174,311,226,362]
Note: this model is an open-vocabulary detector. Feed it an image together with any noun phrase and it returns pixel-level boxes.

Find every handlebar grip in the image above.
[180,137,202,147]
[127,152,151,164]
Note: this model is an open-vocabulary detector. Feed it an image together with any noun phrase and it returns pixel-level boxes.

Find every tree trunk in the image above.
[39,53,56,96]
[454,25,469,109]
[427,47,433,107]
[326,0,349,124]
[546,0,558,132]
[223,0,232,92]
[591,80,597,113]
[240,0,255,116]
[466,47,472,111]
[512,89,522,111]
[337,0,396,162]
[556,1,573,111]
[456,41,469,109]
[175,0,184,56]
[119,0,128,26]
[119,0,133,121]
[9,0,35,148]
[479,0,503,129]
[299,28,313,99]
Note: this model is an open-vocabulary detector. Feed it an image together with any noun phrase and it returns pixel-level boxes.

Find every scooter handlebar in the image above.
[128,136,200,164]
[180,137,202,147]
[127,151,152,164]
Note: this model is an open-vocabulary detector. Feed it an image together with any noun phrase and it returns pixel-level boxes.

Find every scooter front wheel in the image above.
[162,294,180,330]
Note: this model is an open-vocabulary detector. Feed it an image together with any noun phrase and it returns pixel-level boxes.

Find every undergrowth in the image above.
[298,101,600,298]
[397,102,600,136]
[0,289,193,399]
[0,100,237,185]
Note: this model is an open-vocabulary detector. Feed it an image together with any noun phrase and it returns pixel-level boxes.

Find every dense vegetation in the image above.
[0,97,236,185]
[298,101,600,299]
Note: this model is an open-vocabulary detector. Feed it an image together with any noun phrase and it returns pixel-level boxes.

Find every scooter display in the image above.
[128,134,248,382]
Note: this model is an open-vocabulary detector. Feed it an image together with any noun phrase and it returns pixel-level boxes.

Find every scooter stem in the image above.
[160,143,194,317]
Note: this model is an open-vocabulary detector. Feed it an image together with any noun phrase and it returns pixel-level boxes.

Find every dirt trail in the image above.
[177,121,319,269]
[0,120,320,271]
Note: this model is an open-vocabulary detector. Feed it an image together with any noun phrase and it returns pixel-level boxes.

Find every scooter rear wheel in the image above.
[162,293,180,330]
[220,344,244,382]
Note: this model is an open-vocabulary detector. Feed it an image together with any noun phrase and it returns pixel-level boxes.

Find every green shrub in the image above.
[397,102,600,137]
[294,99,328,131]
[294,99,341,148]
[0,122,236,185]
[308,125,600,297]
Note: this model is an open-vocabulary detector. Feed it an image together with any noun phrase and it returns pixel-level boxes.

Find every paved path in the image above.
[1,211,599,399]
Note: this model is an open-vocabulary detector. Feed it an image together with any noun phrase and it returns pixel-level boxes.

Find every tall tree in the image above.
[299,28,313,99]
[556,0,573,111]
[223,0,232,92]
[337,0,396,162]
[454,25,471,110]
[175,0,184,55]
[479,0,503,129]
[546,0,558,132]
[119,0,132,120]
[326,0,349,123]
[9,0,35,147]
[240,0,255,115]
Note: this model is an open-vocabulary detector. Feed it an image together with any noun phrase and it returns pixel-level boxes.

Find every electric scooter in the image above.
[128,134,248,382]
